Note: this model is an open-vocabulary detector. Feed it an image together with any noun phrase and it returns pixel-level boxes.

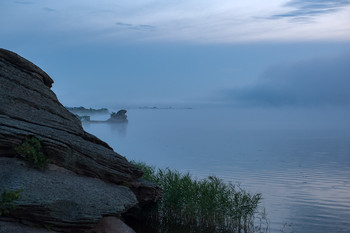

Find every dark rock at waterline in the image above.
[0,48,161,231]
[108,110,128,123]
[131,179,162,204]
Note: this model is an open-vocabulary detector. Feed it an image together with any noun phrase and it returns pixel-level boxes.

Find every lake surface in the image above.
[82,107,350,233]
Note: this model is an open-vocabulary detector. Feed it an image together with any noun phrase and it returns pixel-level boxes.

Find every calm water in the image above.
[82,107,350,233]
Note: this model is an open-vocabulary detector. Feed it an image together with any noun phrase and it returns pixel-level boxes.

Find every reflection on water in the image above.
[83,107,350,233]
[109,122,128,137]
[83,114,128,137]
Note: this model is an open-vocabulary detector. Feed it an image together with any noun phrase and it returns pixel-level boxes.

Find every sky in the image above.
[1,0,350,108]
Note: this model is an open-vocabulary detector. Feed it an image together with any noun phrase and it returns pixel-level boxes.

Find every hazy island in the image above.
[66,106,109,115]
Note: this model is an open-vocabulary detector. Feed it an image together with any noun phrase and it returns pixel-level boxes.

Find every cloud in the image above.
[43,7,55,12]
[270,0,350,22]
[286,0,350,9]
[14,1,33,5]
[223,53,350,107]
[115,22,156,31]
[2,0,350,44]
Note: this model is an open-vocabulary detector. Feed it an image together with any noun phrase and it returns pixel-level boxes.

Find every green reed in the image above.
[132,161,267,233]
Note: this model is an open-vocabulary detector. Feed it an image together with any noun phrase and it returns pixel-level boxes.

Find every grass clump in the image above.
[132,161,267,233]
[0,189,22,216]
[15,136,49,170]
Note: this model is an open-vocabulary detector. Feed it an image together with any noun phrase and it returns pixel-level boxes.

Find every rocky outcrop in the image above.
[108,110,128,123]
[78,110,128,124]
[0,48,161,232]
[0,48,139,183]
[131,179,162,204]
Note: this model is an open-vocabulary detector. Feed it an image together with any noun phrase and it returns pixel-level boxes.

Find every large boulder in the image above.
[0,48,161,232]
[0,48,140,184]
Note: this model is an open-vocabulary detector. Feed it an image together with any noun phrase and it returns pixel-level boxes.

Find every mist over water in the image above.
[83,106,350,233]
[2,0,350,232]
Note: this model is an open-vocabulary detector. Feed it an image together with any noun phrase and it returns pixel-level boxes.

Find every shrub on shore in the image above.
[132,161,268,233]
[0,189,22,216]
[15,136,49,170]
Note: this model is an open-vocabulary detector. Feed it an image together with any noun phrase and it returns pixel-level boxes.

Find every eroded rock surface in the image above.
[0,48,141,184]
[0,48,161,232]
[0,157,137,230]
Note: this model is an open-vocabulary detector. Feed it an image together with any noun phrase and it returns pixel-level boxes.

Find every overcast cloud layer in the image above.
[1,0,350,44]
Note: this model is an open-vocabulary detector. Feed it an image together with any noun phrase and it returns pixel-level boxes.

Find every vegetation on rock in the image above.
[15,136,49,170]
[132,161,268,233]
[0,189,22,216]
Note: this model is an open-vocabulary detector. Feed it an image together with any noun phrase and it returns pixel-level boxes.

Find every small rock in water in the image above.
[108,110,128,122]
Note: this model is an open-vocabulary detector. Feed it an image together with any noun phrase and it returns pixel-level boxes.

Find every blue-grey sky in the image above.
[1,0,349,107]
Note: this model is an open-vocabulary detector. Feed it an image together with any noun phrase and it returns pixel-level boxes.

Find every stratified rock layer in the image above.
[0,158,137,231]
[0,48,142,184]
[0,219,61,233]
[0,48,161,232]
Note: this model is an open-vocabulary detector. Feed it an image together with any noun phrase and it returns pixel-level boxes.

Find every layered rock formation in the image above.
[0,48,161,232]
[1,158,137,231]
[0,48,139,183]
